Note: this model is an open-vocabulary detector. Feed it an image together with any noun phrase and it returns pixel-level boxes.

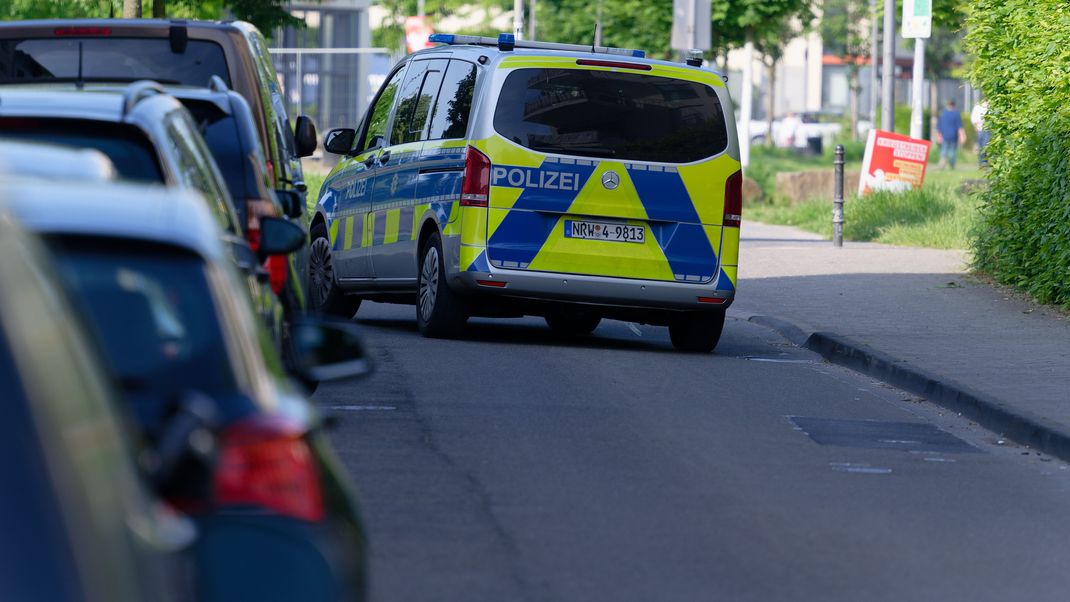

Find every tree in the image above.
[754,16,812,145]
[821,0,869,140]
[536,0,675,59]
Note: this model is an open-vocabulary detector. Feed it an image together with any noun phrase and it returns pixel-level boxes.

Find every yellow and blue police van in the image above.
[310,34,742,351]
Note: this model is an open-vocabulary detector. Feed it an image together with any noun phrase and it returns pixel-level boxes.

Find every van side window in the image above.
[389,60,438,145]
[363,66,406,151]
[427,60,477,140]
[404,63,446,144]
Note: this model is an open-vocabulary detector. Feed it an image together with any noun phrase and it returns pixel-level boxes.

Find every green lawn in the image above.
[746,145,984,250]
[304,172,327,213]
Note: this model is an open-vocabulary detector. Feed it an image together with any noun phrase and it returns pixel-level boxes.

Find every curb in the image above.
[747,314,1070,463]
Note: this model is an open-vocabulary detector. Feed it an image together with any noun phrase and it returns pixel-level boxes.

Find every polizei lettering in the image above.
[491,166,582,192]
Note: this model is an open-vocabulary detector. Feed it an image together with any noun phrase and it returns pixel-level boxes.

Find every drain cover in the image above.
[789,416,981,454]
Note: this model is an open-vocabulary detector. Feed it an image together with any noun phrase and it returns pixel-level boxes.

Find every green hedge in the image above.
[966,0,1070,307]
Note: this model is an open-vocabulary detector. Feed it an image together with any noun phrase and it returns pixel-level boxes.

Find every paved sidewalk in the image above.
[730,221,1070,460]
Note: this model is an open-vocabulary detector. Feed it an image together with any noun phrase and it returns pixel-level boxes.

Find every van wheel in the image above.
[668,311,726,352]
[309,223,362,319]
[417,233,467,338]
[545,311,601,336]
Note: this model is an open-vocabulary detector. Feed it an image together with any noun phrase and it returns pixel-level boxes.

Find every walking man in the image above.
[936,99,966,169]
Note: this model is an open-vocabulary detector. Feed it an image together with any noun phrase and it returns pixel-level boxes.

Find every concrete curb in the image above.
[747,314,1070,463]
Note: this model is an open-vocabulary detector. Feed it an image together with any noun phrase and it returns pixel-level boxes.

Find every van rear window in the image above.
[0,38,229,87]
[494,68,728,164]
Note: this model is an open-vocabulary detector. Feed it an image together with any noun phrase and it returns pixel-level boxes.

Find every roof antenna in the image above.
[76,41,84,90]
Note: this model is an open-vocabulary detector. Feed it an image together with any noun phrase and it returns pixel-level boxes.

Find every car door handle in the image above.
[363,155,376,168]
[378,150,391,165]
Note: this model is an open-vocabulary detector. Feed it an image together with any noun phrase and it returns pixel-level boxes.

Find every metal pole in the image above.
[881,0,896,131]
[833,144,845,247]
[869,0,878,127]
[909,39,925,139]
[513,0,524,40]
[417,0,425,17]
[739,34,754,169]
[529,0,536,39]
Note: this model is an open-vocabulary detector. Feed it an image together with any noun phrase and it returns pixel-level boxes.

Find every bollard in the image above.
[832,144,845,248]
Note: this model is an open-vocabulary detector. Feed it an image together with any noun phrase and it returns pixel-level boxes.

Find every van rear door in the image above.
[482,61,739,285]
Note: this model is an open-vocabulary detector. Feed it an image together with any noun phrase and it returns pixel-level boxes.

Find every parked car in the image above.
[166,79,311,342]
[0,138,117,181]
[0,83,297,352]
[0,18,318,236]
[0,207,195,602]
[1,178,369,601]
[315,34,741,351]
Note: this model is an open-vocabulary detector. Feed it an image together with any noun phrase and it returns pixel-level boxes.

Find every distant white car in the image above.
[744,113,844,150]
[0,140,117,181]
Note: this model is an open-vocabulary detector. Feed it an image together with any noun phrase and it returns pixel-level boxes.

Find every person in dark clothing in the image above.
[936,99,965,169]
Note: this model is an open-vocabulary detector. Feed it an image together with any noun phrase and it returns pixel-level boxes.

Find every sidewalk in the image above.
[730,221,1070,460]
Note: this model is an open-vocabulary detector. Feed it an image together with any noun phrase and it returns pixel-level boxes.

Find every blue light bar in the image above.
[428,33,454,44]
[428,33,645,58]
[498,33,515,51]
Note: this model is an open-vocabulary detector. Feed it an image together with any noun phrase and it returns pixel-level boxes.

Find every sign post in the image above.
[859,129,932,195]
[903,0,932,140]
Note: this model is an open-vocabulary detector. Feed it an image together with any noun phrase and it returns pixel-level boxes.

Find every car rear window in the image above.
[0,118,164,183]
[494,68,729,164]
[0,38,229,87]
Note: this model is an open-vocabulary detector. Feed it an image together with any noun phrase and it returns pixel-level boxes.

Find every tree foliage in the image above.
[965,0,1070,307]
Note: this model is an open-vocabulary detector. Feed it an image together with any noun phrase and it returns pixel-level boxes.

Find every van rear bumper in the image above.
[448,267,734,312]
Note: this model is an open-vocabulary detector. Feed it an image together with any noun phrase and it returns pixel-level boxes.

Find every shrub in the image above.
[966,0,1070,307]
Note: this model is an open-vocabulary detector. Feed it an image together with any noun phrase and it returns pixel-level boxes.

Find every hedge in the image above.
[966,0,1070,307]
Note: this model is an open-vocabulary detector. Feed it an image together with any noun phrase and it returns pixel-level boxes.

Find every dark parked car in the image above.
[0,207,195,602]
[2,178,369,601]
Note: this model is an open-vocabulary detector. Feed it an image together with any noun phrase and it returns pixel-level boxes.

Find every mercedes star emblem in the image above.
[601,171,620,190]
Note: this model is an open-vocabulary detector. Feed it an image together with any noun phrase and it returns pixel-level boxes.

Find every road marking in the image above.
[739,356,813,363]
[327,405,397,411]
[830,462,893,474]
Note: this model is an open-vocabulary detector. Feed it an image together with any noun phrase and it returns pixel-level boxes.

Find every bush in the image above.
[966,0,1070,307]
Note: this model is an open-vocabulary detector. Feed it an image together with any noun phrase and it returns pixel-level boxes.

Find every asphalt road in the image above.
[315,302,1070,602]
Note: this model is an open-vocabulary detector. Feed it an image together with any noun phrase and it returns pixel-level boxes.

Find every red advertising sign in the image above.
[858,129,932,195]
[405,16,436,54]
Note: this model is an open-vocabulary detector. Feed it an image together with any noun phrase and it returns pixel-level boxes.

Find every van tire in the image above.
[668,311,725,352]
[545,311,601,336]
[417,233,467,338]
[309,223,362,319]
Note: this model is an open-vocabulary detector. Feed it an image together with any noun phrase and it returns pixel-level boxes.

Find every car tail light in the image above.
[267,255,288,295]
[246,199,288,294]
[460,146,491,207]
[576,59,652,71]
[54,26,111,36]
[723,170,743,227]
[214,416,325,522]
[476,279,507,288]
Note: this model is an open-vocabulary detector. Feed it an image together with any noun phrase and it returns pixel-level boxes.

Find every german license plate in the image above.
[564,220,645,243]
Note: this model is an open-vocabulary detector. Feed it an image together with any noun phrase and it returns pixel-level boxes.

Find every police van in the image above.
[311,34,742,352]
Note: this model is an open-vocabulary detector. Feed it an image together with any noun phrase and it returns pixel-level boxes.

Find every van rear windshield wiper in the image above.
[529,143,618,158]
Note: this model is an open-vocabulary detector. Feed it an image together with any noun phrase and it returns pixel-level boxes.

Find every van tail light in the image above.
[266,255,288,295]
[214,416,325,522]
[460,146,491,207]
[54,27,111,36]
[723,170,743,227]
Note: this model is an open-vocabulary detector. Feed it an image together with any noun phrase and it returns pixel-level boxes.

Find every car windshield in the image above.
[494,68,729,163]
[0,118,163,183]
[48,239,252,431]
[0,38,230,87]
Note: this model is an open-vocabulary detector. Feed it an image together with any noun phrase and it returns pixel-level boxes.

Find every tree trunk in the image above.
[848,65,860,142]
[153,0,165,18]
[123,0,141,18]
[929,78,939,142]
[765,59,777,147]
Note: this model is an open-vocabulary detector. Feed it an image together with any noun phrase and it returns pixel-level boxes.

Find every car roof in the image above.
[0,178,224,261]
[0,18,241,33]
[0,139,117,181]
[0,84,183,123]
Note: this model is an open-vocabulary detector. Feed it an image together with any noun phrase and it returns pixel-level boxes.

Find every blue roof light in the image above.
[632,49,646,58]
[428,33,454,44]
[498,33,515,51]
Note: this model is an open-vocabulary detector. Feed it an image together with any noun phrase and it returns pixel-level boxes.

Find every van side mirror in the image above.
[291,319,373,386]
[323,128,356,155]
[275,189,305,218]
[294,115,317,158]
[258,217,306,257]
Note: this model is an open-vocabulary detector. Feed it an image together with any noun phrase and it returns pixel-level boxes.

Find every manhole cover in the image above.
[789,416,981,454]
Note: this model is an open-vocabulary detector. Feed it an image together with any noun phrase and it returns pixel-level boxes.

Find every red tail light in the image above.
[267,255,288,295]
[214,416,325,522]
[723,170,743,227]
[460,146,491,207]
[246,198,288,293]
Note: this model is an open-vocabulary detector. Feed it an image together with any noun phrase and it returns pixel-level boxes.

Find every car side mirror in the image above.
[258,216,306,257]
[275,189,305,219]
[294,115,318,158]
[291,319,373,387]
[323,128,356,155]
